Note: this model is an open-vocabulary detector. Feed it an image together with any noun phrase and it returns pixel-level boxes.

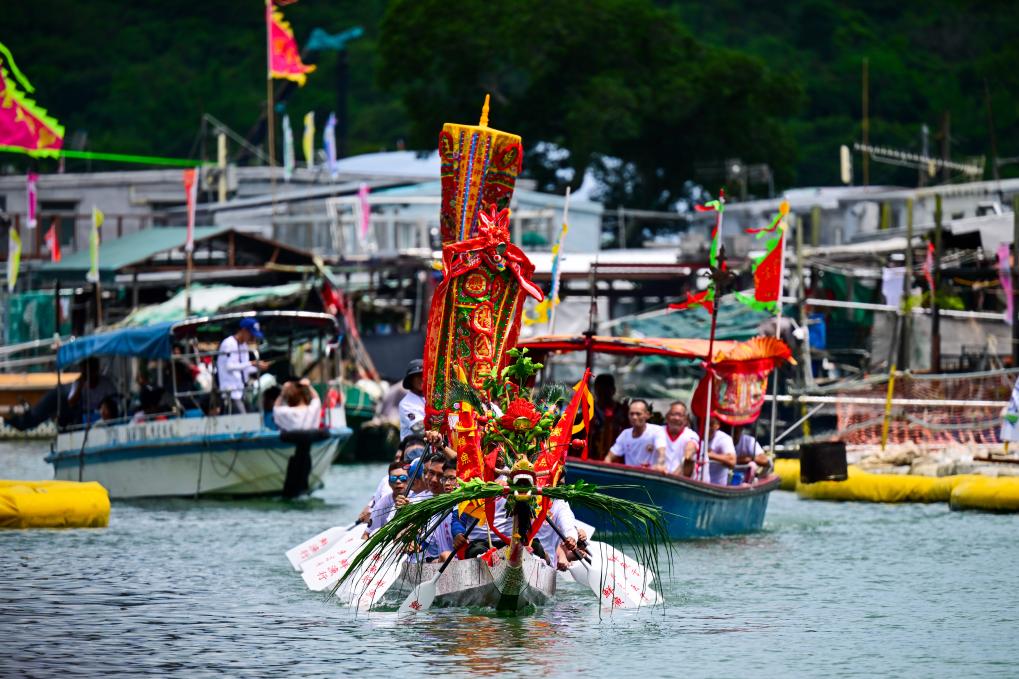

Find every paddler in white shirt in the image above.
[705,416,737,485]
[534,499,581,570]
[606,399,667,471]
[663,400,700,476]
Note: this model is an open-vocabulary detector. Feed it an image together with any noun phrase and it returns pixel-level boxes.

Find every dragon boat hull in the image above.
[46,414,350,499]
[566,459,779,539]
[393,553,556,610]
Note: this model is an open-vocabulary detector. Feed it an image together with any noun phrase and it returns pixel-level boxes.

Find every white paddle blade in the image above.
[300,530,366,591]
[586,549,661,609]
[397,577,437,616]
[338,553,406,612]
[567,560,591,589]
[285,525,352,571]
[588,540,653,585]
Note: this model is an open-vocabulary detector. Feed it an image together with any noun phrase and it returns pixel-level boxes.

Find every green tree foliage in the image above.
[670,0,1019,186]
[379,0,801,208]
[3,0,1018,206]
[2,1,402,169]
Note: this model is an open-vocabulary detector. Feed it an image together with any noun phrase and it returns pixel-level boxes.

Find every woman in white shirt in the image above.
[273,379,321,431]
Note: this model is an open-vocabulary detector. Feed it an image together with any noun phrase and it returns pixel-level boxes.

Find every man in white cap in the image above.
[398,358,425,442]
[217,317,269,414]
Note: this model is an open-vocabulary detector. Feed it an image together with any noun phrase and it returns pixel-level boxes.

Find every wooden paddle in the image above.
[397,515,481,615]
[285,521,360,572]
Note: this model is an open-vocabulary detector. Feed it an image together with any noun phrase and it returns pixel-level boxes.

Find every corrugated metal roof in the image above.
[35,226,230,282]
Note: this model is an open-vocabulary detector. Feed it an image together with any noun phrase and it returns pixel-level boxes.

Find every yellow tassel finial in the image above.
[479,94,490,127]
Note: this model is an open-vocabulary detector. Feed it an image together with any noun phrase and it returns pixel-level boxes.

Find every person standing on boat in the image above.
[588,374,629,460]
[398,359,426,442]
[606,399,667,470]
[217,318,269,414]
[705,416,737,485]
[664,401,700,476]
[272,379,322,431]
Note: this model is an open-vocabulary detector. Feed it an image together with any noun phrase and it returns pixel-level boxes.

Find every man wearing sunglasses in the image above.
[365,461,409,537]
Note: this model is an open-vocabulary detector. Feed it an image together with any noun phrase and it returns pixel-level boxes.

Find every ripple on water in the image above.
[2,444,1018,677]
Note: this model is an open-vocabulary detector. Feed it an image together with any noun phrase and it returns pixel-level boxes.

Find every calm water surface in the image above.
[1,442,1015,678]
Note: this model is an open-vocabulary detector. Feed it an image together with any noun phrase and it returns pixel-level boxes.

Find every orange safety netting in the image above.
[835,371,1013,445]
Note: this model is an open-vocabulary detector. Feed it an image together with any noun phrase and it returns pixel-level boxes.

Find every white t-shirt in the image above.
[399,391,426,440]
[734,433,764,460]
[708,430,736,485]
[272,396,321,431]
[534,500,578,568]
[664,426,700,474]
[217,335,257,399]
[467,496,514,542]
[610,424,667,467]
[366,491,397,536]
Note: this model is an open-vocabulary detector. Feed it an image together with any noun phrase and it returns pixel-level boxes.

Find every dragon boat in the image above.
[289,99,667,615]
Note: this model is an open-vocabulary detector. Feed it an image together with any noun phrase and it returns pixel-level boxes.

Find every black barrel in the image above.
[799,441,848,483]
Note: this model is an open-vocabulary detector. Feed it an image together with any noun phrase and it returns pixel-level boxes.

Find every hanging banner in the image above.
[44,219,60,262]
[7,226,21,291]
[183,168,199,253]
[357,182,371,242]
[302,111,315,169]
[323,112,338,178]
[26,173,38,228]
[282,113,295,182]
[87,206,103,283]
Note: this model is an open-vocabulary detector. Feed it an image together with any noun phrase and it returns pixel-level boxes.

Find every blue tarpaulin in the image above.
[57,322,175,369]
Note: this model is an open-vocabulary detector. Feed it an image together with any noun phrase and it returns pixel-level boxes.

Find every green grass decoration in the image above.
[332,479,671,606]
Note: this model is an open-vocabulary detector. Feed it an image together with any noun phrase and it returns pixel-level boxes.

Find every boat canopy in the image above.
[57,322,175,369]
[517,334,739,360]
[56,312,340,369]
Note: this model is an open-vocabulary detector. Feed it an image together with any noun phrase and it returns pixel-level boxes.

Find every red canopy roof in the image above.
[516,334,739,360]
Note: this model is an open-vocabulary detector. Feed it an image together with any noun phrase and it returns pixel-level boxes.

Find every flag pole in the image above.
[265,1,277,230]
[767,212,789,455]
[696,191,725,482]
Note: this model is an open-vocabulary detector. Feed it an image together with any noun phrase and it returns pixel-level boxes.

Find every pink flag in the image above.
[26,173,38,228]
[44,218,60,262]
[923,241,935,296]
[357,183,371,241]
[999,243,1013,326]
[183,168,198,253]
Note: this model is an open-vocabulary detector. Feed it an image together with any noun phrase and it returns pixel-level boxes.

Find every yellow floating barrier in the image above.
[950,477,1019,513]
[0,480,110,528]
[774,458,800,491]
[796,468,985,504]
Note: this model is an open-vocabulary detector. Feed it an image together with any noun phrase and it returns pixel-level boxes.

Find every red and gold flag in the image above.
[0,42,63,156]
[265,1,316,86]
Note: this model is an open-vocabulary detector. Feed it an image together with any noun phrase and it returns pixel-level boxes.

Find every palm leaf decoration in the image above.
[440,378,488,414]
[533,381,572,411]
[332,480,671,601]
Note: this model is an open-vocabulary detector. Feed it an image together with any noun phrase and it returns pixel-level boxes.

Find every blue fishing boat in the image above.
[518,333,793,539]
[566,459,780,538]
[44,311,352,499]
